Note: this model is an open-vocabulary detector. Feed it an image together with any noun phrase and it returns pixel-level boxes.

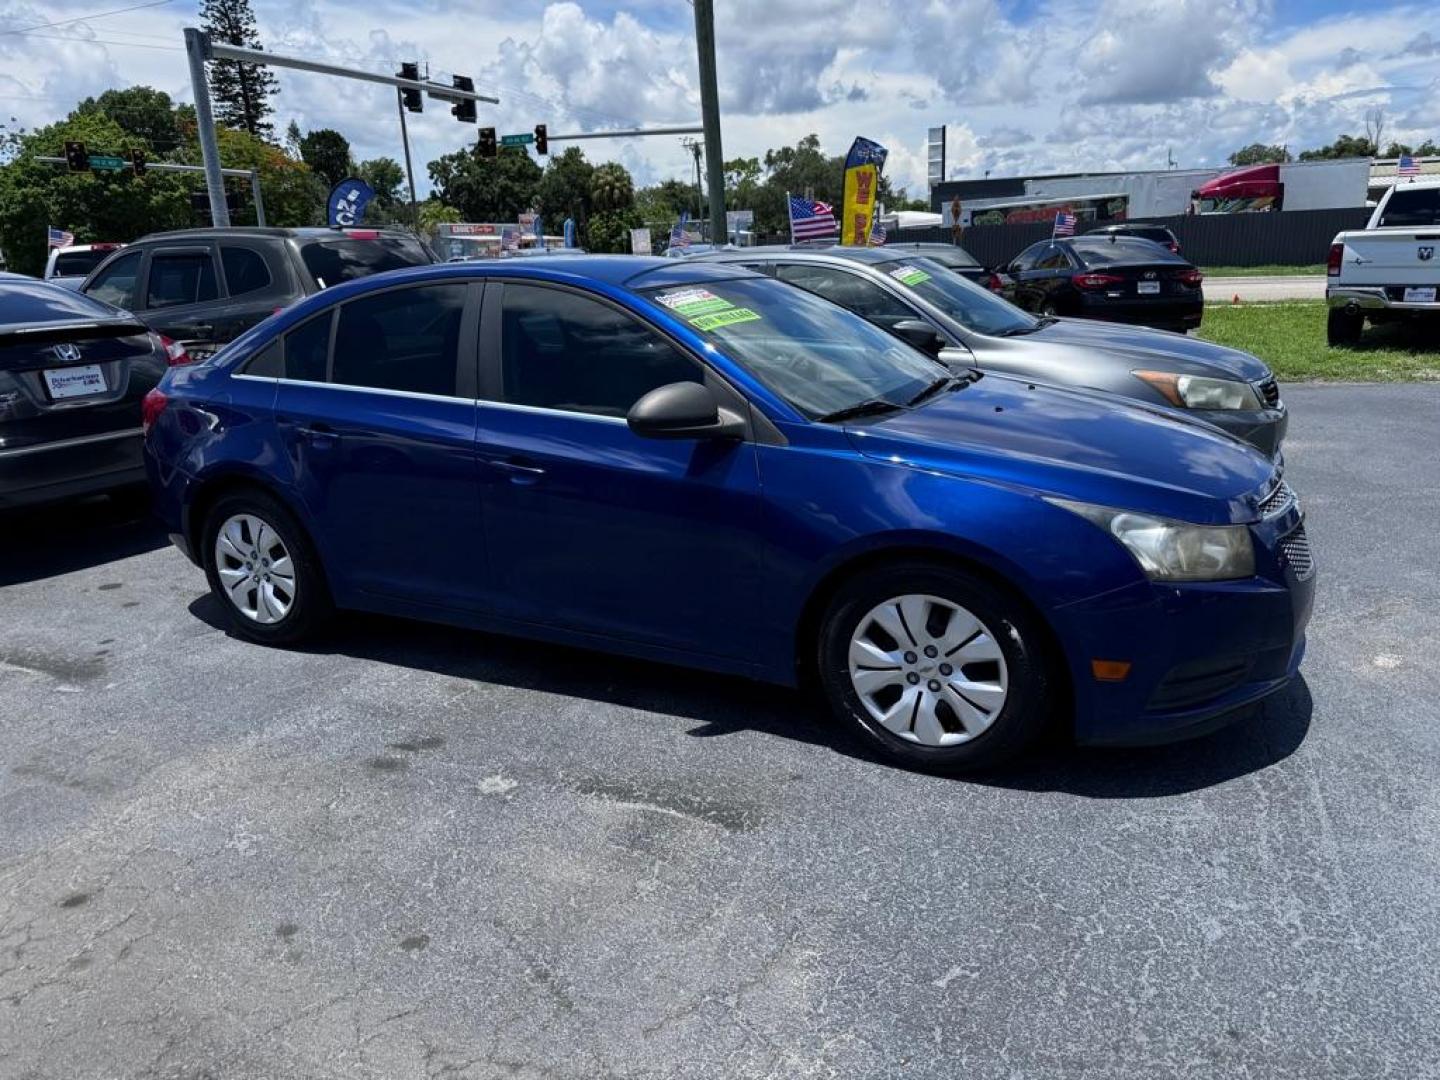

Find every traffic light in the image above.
[478,127,497,158]
[398,62,422,113]
[129,148,146,176]
[534,124,548,155]
[64,140,88,173]
[451,75,476,123]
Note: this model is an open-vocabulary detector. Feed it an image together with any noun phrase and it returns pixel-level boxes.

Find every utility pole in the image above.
[184,27,231,227]
[692,0,726,245]
[681,136,704,228]
[396,88,420,236]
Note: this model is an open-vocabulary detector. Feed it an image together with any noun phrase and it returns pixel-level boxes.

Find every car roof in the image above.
[702,245,908,266]
[130,226,420,244]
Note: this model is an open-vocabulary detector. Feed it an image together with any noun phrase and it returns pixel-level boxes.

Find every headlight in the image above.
[1047,498,1254,581]
[1133,370,1261,410]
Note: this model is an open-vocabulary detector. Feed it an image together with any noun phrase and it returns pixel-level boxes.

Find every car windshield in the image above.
[874,257,1036,336]
[1070,239,1187,267]
[53,249,111,276]
[1377,187,1440,228]
[297,235,433,288]
[636,276,947,419]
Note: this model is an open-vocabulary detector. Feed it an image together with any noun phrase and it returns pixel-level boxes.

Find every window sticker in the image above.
[654,287,762,330]
[888,265,932,287]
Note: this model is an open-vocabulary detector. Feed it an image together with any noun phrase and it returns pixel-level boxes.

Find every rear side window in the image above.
[221,246,272,297]
[774,264,916,329]
[85,250,143,310]
[1035,247,1071,270]
[1071,239,1185,267]
[331,284,467,397]
[298,236,433,288]
[54,250,111,276]
[1010,243,1046,272]
[1378,187,1440,228]
[147,251,219,308]
[283,312,332,382]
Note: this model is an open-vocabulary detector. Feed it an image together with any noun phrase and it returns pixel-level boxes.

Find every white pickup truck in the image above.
[1326,179,1440,344]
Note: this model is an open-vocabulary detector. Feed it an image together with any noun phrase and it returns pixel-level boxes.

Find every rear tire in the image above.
[202,489,332,645]
[1327,307,1364,346]
[816,562,1056,773]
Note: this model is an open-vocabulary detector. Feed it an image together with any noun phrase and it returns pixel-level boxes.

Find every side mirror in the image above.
[627,381,745,440]
[892,319,946,356]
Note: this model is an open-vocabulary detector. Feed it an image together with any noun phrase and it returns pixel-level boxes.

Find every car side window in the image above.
[146,251,219,309]
[1036,247,1071,271]
[496,283,702,418]
[1009,244,1045,273]
[85,250,143,309]
[283,311,332,382]
[331,284,467,397]
[773,264,915,330]
[221,246,272,298]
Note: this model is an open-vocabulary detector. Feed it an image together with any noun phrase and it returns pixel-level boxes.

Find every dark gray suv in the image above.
[80,227,434,357]
[697,245,1286,460]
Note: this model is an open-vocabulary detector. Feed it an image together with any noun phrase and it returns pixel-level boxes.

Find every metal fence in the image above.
[897,207,1372,269]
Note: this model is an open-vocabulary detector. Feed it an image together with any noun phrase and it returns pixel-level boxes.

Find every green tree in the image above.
[534,146,594,233]
[298,129,352,189]
[74,87,181,153]
[1299,134,1377,161]
[587,208,642,253]
[200,0,280,140]
[1227,143,1292,166]
[590,162,635,212]
[418,198,460,232]
[356,157,405,208]
[428,145,542,221]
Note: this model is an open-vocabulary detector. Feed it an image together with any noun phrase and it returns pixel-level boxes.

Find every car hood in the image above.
[1019,317,1272,382]
[844,374,1276,525]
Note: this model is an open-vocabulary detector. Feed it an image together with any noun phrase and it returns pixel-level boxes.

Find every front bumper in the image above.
[1055,507,1314,746]
[1327,285,1440,312]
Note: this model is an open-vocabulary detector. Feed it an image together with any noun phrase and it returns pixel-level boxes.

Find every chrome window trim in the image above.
[0,427,143,458]
[229,372,474,406]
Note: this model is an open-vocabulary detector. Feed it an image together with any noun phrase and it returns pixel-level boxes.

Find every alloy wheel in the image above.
[848,593,1009,746]
[213,513,296,625]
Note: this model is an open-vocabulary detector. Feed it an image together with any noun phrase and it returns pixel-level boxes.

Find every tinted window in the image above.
[907,247,979,269]
[1010,243,1047,272]
[1378,187,1440,228]
[53,249,112,276]
[498,284,702,418]
[876,258,1037,336]
[221,246,272,297]
[331,284,466,397]
[84,250,144,310]
[1035,247,1071,270]
[774,264,917,329]
[146,251,219,308]
[283,312,332,382]
[242,339,283,377]
[298,236,433,288]
[1,278,132,324]
[1070,238,1187,267]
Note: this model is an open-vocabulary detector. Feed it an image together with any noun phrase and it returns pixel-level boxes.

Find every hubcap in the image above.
[848,593,1009,747]
[214,513,296,625]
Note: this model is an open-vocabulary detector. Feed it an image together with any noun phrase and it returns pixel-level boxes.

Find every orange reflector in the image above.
[1091,660,1132,682]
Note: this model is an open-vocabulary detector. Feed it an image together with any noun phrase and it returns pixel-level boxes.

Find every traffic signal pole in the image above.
[36,156,266,226]
[692,0,726,245]
[184,27,231,227]
[396,89,420,235]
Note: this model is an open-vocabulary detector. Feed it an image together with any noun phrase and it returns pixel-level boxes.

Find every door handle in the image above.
[299,423,339,448]
[485,456,546,483]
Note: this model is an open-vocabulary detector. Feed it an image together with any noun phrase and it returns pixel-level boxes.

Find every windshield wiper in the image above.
[996,316,1058,337]
[905,375,960,407]
[818,398,905,424]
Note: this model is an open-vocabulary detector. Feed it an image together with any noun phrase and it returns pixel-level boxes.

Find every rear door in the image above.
[137,244,222,348]
[213,241,293,343]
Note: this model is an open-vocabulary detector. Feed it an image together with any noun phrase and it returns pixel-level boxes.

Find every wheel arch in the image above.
[184,469,316,572]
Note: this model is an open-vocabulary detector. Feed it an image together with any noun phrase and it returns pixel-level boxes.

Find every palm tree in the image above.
[590,163,635,213]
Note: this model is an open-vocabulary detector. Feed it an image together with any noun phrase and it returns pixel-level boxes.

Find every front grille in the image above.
[1257,377,1280,407]
[1258,480,1295,518]
[1280,524,1314,580]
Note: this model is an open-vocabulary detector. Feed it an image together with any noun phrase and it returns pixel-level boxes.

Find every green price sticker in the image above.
[654,288,762,331]
[889,265,932,287]
[691,308,761,331]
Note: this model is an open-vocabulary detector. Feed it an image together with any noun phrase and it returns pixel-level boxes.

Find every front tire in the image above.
[203,490,332,645]
[1327,307,1364,346]
[816,562,1056,773]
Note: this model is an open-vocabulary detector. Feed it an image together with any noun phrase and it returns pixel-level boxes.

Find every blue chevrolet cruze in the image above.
[143,256,1314,772]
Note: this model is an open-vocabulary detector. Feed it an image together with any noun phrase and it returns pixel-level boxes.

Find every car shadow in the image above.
[187,594,1313,798]
[0,489,169,587]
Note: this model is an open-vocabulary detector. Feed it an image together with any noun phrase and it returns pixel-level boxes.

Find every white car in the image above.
[43,243,125,291]
[1326,180,1440,344]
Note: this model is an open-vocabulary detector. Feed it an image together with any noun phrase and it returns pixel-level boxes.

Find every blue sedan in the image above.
[143,256,1313,771]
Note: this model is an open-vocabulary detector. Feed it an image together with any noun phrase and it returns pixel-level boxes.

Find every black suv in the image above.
[80,227,434,356]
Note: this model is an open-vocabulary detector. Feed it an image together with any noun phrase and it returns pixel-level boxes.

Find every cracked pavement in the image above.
[1,384,1438,1078]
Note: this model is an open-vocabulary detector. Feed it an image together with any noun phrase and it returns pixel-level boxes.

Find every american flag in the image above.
[788,195,838,241]
[669,210,691,250]
[1398,154,1421,178]
[869,217,887,246]
[1052,211,1077,237]
[47,226,74,249]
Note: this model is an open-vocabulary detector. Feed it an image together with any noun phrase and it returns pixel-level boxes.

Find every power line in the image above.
[0,0,174,37]
[7,30,181,51]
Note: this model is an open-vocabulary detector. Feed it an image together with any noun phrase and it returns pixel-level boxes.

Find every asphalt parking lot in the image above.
[2,383,1437,1080]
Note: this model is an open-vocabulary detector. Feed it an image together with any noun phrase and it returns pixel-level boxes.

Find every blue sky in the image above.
[2,0,1438,198]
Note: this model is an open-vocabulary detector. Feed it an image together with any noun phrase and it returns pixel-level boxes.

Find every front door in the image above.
[473,280,763,662]
[274,280,485,608]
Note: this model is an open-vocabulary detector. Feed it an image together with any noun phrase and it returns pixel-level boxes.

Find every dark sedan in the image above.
[998,236,1203,332]
[1,273,185,508]
[696,247,1283,460]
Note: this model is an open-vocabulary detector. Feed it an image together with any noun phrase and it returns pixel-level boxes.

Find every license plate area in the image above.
[1137,281,1161,295]
[42,364,107,400]
[1403,286,1436,303]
